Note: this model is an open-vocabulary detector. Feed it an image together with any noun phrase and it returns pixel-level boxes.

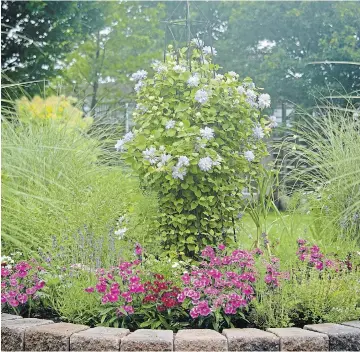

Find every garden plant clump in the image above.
[118,45,276,257]
[2,3,360,336]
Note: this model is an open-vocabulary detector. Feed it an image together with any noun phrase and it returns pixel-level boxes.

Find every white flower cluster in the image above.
[165,120,175,130]
[268,115,278,128]
[131,69,148,93]
[157,153,171,168]
[187,74,200,87]
[115,215,127,240]
[134,80,145,93]
[172,156,190,180]
[173,64,186,73]
[258,93,271,109]
[200,126,214,140]
[143,146,158,165]
[136,103,148,113]
[195,89,209,104]
[115,131,134,152]
[203,46,217,56]
[130,70,147,82]
[151,60,167,74]
[191,38,204,48]
[245,89,258,108]
[253,125,265,139]
[198,155,221,172]
[244,150,255,162]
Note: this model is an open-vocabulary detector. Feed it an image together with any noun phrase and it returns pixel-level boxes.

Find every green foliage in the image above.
[217,2,360,106]
[40,270,100,326]
[1,119,157,259]
[50,2,165,108]
[286,101,360,243]
[15,95,93,130]
[121,46,273,258]
[250,265,360,329]
[1,1,100,89]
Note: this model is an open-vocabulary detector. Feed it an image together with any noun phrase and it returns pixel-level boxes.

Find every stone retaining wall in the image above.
[1,314,359,351]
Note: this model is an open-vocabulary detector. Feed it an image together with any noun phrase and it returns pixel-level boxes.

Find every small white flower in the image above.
[203,46,217,56]
[151,60,167,74]
[191,38,204,47]
[173,64,186,73]
[195,89,209,104]
[244,150,255,162]
[269,115,278,128]
[177,156,190,167]
[115,139,125,152]
[246,89,258,108]
[258,93,271,109]
[143,147,158,165]
[195,112,201,118]
[159,145,166,152]
[115,227,127,239]
[228,71,238,78]
[134,80,145,92]
[236,86,246,95]
[198,156,213,171]
[187,74,200,87]
[200,127,214,140]
[215,74,224,81]
[244,82,255,89]
[172,166,187,180]
[253,125,265,139]
[117,215,126,224]
[157,153,172,167]
[123,131,134,142]
[130,70,147,82]
[172,262,180,268]
[165,120,176,130]
[136,103,147,113]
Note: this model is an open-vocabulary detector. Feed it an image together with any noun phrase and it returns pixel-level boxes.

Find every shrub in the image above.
[15,95,93,130]
[118,45,275,257]
[1,120,157,258]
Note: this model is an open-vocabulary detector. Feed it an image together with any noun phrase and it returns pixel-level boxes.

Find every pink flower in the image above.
[190,307,199,319]
[8,298,19,307]
[9,279,18,287]
[26,287,37,295]
[85,287,94,293]
[218,244,226,250]
[124,305,134,314]
[96,283,107,293]
[1,267,10,277]
[1,294,7,303]
[8,290,17,298]
[15,262,31,271]
[35,281,45,290]
[224,304,236,314]
[181,273,191,284]
[135,244,142,256]
[107,294,119,302]
[177,293,186,303]
[17,270,28,278]
[197,301,211,316]
[17,293,28,304]
[297,239,307,246]
[129,276,140,284]
[315,261,323,270]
